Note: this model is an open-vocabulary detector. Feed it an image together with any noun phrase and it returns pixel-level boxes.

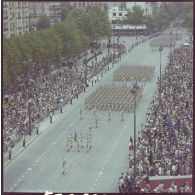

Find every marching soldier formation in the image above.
[149,34,182,48]
[84,84,143,112]
[113,65,155,82]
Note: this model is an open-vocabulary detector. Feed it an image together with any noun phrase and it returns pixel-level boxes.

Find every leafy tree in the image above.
[61,6,72,21]
[127,5,145,35]
[3,38,23,86]
[181,2,193,30]
[37,15,50,30]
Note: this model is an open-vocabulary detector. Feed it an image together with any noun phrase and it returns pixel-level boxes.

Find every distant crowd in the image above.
[119,40,193,192]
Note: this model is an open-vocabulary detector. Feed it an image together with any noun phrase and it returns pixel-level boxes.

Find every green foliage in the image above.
[37,15,50,30]
[126,5,145,35]
[66,6,111,41]
[3,6,112,88]
[145,2,189,33]
[182,3,193,29]
[127,5,145,26]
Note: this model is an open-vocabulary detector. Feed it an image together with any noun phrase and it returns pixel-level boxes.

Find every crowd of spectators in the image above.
[119,171,192,193]
[3,42,126,153]
[119,40,193,192]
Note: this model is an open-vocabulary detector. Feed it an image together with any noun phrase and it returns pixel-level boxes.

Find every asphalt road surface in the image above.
[3,29,187,193]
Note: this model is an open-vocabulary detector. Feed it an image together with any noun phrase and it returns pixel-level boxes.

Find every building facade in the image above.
[108,7,128,24]
[69,2,126,11]
[3,1,29,38]
[28,2,61,30]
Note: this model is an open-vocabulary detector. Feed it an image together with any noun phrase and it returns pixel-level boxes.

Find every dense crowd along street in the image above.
[118,40,193,193]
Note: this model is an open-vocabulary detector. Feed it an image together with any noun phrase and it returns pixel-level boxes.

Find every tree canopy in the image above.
[37,15,50,30]
[127,5,145,26]
[3,6,112,89]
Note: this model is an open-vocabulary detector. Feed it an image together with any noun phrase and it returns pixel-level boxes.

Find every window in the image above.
[119,13,122,16]
[18,2,21,8]
[113,13,116,16]
[18,12,21,19]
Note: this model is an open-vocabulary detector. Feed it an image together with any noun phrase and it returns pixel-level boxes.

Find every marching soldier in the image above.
[66,134,72,152]
[95,117,98,128]
[108,110,111,121]
[93,109,96,118]
[89,125,93,139]
[121,111,124,121]
[80,108,83,120]
[61,157,67,175]
[74,131,77,142]
[77,132,84,152]
[86,134,92,153]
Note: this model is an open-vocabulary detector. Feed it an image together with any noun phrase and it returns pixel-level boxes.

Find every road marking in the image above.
[98,171,103,175]
[27,168,32,171]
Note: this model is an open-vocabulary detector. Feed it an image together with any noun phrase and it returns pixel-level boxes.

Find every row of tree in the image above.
[3,6,112,89]
[122,2,192,33]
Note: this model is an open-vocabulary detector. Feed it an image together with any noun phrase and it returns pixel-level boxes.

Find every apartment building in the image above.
[108,6,128,24]
[3,1,29,38]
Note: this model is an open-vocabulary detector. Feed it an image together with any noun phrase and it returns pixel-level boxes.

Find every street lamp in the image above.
[83,56,88,91]
[130,83,139,182]
[159,45,163,107]
[23,59,32,136]
[27,81,32,136]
